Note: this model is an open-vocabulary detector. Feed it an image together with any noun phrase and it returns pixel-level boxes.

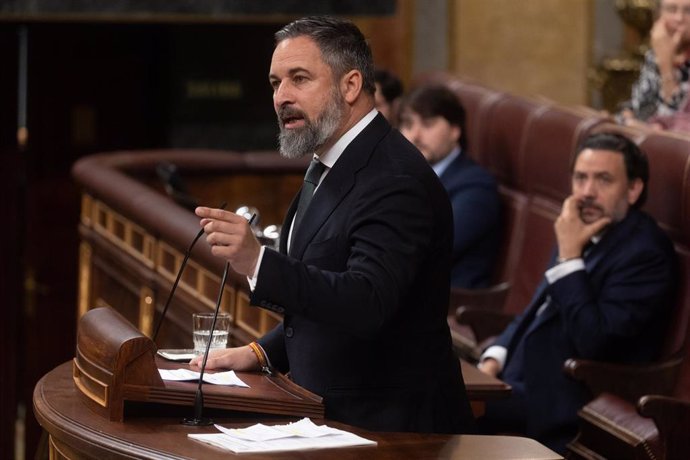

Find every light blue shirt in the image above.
[431,146,462,177]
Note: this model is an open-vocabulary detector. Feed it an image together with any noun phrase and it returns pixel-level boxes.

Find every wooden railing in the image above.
[72,149,308,349]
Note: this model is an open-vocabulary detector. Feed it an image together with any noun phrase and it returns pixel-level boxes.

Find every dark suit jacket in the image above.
[251,113,474,434]
[439,153,501,288]
[484,208,676,453]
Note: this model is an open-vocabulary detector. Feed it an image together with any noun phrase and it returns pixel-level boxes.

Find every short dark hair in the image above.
[572,132,649,208]
[275,16,376,96]
[374,68,403,103]
[398,85,468,151]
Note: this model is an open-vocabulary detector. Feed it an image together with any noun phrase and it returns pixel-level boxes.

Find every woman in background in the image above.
[618,0,690,130]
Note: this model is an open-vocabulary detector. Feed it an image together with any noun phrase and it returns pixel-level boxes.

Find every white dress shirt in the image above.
[248,109,379,289]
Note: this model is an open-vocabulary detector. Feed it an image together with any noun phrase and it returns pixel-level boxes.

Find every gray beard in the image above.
[277,93,343,159]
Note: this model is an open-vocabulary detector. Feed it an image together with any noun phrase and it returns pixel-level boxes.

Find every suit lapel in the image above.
[288,114,391,259]
[583,209,641,273]
[280,194,299,254]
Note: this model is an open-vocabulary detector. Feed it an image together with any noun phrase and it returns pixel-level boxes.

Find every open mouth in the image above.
[279,107,307,129]
[282,115,305,129]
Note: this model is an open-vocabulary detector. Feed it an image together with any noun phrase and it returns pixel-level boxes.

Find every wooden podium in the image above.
[72,307,323,421]
[36,361,563,459]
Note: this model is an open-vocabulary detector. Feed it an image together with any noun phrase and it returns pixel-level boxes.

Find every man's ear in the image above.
[452,125,462,145]
[340,70,363,104]
[627,178,644,205]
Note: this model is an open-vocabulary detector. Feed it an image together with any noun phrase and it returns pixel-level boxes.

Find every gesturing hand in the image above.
[195,207,261,276]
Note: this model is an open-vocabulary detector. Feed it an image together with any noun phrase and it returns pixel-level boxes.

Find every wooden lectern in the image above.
[72,307,324,421]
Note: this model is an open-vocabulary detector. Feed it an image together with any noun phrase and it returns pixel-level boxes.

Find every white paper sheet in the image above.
[157,349,197,361]
[188,418,377,453]
[158,368,249,387]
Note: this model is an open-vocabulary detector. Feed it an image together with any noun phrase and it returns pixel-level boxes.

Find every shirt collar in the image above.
[316,109,379,169]
[432,146,462,177]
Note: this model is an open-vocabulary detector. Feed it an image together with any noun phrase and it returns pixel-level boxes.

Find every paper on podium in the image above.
[188,418,377,453]
[157,349,197,361]
[158,368,249,387]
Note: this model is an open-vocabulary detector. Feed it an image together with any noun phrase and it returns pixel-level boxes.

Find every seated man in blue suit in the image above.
[477,133,677,454]
[398,85,501,288]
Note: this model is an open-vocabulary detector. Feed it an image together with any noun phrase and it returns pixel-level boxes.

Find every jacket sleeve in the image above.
[547,243,675,360]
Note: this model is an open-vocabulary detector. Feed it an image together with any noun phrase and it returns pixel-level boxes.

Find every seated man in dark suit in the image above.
[477,133,677,454]
[191,16,475,434]
[398,85,501,289]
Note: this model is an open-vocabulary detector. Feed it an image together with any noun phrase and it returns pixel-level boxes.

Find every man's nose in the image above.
[273,82,293,107]
[581,178,598,197]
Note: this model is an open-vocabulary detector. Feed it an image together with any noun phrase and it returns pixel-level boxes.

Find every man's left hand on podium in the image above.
[189,345,261,372]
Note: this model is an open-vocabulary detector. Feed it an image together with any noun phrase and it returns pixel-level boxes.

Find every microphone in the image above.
[152,201,227,344]
[182,212,256,426]
[182,261,231,426]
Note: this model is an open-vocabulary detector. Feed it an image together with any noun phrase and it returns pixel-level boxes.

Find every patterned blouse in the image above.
[621,49,690,121]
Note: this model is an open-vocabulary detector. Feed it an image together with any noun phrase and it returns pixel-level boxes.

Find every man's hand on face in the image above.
[554,196,611,260]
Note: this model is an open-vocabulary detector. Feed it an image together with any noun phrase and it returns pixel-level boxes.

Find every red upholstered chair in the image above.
[445,81,505,165]
[518,105,610,201]
[481,94,543,188]
[640,132,690,244]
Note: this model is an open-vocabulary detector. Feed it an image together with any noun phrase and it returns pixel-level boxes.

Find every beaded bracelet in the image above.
[248,341,271,374]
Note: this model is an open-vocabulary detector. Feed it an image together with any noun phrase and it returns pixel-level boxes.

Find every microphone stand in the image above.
[183,261,230,426]
[152,201,227,344]
[182,212,254,426]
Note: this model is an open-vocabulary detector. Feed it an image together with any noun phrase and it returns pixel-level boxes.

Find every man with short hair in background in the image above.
[398,84,501,289]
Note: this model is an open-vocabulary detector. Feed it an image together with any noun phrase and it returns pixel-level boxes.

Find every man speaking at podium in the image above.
[191,16,474,434]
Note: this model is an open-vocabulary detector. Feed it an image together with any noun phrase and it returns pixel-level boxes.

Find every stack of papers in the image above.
[188,418,377,453]
[158,368,249,387]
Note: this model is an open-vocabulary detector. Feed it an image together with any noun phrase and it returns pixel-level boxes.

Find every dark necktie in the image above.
[290,158,326,251]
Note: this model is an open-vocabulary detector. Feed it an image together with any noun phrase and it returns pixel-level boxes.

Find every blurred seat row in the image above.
[416,71,690,460]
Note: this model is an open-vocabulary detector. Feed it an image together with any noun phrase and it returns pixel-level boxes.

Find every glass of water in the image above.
[192,312,231,355]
